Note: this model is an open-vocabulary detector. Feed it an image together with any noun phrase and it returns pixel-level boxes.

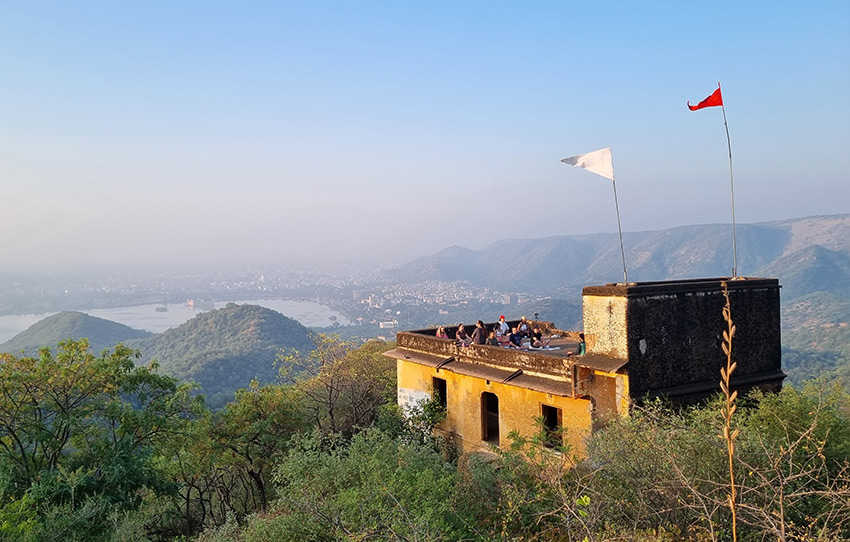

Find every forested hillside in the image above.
[128,303,315,407]
[0,311,152,354]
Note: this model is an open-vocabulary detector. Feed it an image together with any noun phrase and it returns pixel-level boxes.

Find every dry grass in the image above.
[719,281,739,542]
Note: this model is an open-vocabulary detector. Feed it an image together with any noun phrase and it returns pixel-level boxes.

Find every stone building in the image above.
[385,277,784,456]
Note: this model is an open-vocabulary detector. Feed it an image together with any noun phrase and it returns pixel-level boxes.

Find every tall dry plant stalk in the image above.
[719,281,739,542]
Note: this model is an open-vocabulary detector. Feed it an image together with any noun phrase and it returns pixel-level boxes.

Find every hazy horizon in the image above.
[2,211,845,278]
[3,3,849,274]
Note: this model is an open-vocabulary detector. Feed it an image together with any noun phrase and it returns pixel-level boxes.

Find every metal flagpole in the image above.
[718,82,738,278]
[559,146,627,284]
[611,173,628,284]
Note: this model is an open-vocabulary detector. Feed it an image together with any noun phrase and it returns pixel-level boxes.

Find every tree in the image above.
[251,428,476,541]
[732,385,850,541]
[0,339,204,540]
[210,381,307,513]
[277,336,395,436]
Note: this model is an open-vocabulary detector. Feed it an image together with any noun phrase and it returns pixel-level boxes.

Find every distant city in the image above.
[0,264,547,337]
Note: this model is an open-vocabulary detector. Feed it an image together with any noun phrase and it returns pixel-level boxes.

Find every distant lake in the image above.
[0,299,351,344]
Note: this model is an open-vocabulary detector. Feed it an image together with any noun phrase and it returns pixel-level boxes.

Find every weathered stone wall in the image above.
[397,327,574,379]
[628,281,780,395]
[582,278,782,398]
[582,295,628,358]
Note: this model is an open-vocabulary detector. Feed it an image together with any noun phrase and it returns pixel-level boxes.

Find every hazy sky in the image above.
[2,1,849,273]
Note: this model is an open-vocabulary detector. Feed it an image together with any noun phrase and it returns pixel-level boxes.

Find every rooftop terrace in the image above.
[386,319,625,399]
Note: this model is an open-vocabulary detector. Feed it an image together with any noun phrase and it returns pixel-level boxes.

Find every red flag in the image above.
[688,86,723,111]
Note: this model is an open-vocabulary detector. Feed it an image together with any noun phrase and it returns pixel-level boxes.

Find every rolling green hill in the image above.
[128,303,315,407]
[0,311,153,354]
[2,304,317,409]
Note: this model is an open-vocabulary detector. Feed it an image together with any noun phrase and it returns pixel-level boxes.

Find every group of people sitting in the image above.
[436,316,552,350]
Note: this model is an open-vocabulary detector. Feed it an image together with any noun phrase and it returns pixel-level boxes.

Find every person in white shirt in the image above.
[497,315,510,336]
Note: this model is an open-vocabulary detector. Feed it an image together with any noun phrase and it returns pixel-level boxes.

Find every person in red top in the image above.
[497,315,510,336]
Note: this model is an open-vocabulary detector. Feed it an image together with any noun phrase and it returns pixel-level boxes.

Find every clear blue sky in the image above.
[2,1,848,272]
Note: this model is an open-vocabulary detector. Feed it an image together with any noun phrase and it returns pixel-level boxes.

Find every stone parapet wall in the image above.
[396,325,575,379]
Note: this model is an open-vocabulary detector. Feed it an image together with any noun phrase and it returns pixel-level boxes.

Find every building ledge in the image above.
[582,277,780,298]
[384,348,452,368]
[389,346,576,397]
[574,353,628,374]
[640,370,787,400]
[394,327,583,379]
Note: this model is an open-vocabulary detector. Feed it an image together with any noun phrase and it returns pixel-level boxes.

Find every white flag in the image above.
[560,147,614,180]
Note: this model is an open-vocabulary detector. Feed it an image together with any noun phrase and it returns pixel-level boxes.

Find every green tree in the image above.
[211,381,307,512]
[254,428,478,541]
[732,384,850,541]
[0,339,203,540]
[152,382,307,537]
[278,336,395,436]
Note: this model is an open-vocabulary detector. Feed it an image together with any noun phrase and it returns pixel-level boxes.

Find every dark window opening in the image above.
[432,377,447,410]
[542,404,563,448]
[482,392,500,445]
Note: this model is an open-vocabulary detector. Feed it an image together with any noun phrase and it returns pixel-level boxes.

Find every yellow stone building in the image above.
[385,278,784,456]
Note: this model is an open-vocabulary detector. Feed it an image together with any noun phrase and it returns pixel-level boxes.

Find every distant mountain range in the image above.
[389,214,850,387]
[389,214,850,300]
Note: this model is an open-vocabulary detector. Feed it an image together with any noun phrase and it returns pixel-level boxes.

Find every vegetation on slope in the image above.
[784,322,850,388]
[1,337,847,541]
[0,340,204,541]
[0,311,153,355]
[129,303,315,408]
[195,386,850,542]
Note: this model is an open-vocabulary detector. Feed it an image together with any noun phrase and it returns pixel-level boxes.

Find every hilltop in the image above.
[0,311,153,354]
[1,304,316,409]
[127,303,315,407]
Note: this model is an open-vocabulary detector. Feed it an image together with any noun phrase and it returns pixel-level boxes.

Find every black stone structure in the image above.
[582,278,784,403]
